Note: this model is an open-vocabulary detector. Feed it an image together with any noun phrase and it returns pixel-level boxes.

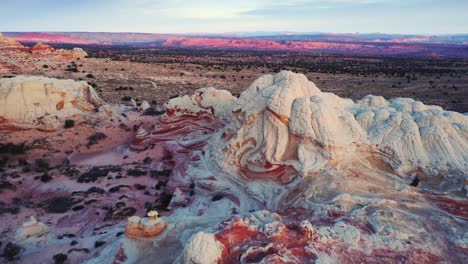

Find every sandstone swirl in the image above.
[153,71,467,263]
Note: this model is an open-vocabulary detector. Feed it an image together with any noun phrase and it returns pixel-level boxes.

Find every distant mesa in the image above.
[8,32,99,45]
[0,76,112,131]
[0,33,29,51]
[3,31,468,58]
[30,42,88,58]
[0,34,87,58]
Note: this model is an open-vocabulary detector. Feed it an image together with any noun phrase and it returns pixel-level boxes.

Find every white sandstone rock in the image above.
[0,76,110,130]
[138,101,151,112]
[15,216,48,240]
[166,87,235,120]
[200,71,467,179]
[183,232,224,264]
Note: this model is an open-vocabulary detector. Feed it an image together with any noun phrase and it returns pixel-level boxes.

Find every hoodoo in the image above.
[124,211,168,238]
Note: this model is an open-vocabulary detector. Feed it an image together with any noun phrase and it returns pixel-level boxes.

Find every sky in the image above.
[1,0,467,34]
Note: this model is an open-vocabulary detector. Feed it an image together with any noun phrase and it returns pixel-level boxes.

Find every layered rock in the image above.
[190,71,467,181]
[130,127,150,151]
[30,43,55,54]
[0,76,109,131]
[183,232,223,264]
[0,33,28,51]
[30,42,88,58]
[124,212,168,238]
[165,87,235,121]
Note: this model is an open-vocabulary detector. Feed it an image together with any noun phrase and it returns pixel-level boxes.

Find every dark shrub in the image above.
[94,241,105,248]
[87,132,107,147]
[35,159,50,172]
[127,169,146,177]
[53,253,68,264]
[45,196,74,213]
[40,173,52,183]
[143,108,165,116]
[0,143,30,155]
[3,242,21,261]
[0,180,16,192]
[78,166,120,183]
[64,120,75,128]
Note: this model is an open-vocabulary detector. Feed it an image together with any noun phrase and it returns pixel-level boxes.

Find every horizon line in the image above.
[2,31,468,37]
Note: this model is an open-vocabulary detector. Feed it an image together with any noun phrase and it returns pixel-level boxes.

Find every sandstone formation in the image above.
[124,211,168,238]
[0,71,466,263]
[0,34,87,57]
[15,216,48,240]
[0,33,28,51]
[151,71,467,263]
[0,76,109,130]
[30,42,88,58]
[183,232,223,264]
[166,71,467,180]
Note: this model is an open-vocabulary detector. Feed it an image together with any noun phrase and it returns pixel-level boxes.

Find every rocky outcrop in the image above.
[124,211,167,238]
[0,33,28,51]
[151,73,466,263]
[0,76,109,131]
[30,43,55,54]
[183,232,223,264]
[31,42,88,58]
[15,216,48,240]
[177,71,467,180]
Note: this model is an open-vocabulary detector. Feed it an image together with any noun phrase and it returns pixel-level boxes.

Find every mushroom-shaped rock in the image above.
[183,232,224,264]
[124,212,167,238]
[15,216,48,240]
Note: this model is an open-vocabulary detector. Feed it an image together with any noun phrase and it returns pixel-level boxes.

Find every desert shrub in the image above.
[34,159,50,172]
[45,196,75,213]
[0,142,30,155]
[94,241,105,248]
[127,168,146,177]
[0,180,16,192]
[78,166,120,183]
[87,132,107,147]
[142,108,165,116]
[109,185,131,193]
[40,173,52,183]
[53,253,68,264]
[64,120,75,128]
[3,243,21,261]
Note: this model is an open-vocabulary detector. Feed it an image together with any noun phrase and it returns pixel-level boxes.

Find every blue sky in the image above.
[1,0,467,34]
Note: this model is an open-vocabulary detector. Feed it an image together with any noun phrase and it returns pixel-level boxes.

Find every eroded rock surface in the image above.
[0,76,111,130]
[0,71,466,264]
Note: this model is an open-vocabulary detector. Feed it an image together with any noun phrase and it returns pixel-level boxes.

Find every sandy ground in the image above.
[2,48,467,112]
